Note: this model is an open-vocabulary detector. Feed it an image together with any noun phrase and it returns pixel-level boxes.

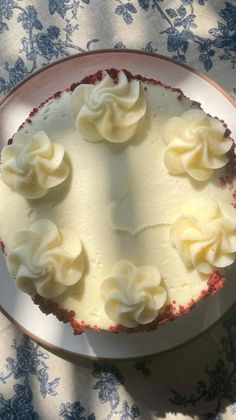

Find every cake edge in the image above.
[32,270,225,335]
[7,67,232,145]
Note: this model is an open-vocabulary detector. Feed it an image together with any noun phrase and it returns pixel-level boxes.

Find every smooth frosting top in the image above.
[171,198,236,274]
[7,219,85,298]
[100,260,167,327]
[164,109,232,181]
[71,71,147,143]
[1,130,69,199]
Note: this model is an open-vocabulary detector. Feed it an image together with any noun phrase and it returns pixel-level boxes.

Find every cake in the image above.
[0,68,235,334]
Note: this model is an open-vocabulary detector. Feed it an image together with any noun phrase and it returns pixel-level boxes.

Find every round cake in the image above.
[0,68,235,334]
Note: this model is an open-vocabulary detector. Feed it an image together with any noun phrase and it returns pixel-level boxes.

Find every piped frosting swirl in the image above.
[100,260,167,327]
[71,71,147,143]
[7,219,85,298]
[1,130,69,199]
[171,198,236,274]
[164,109,232,181]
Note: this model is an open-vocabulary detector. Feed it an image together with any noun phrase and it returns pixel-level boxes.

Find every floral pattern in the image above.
[0,383,39,419]
[0,1,236,419]
[169,306,236,418]
[115,0,236,71]
[92,363,140,419]
[59,401,95,419]
[0,336,60,418]
[0,1,235,95]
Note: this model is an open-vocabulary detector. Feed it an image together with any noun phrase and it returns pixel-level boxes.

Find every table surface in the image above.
[0,1,236,419]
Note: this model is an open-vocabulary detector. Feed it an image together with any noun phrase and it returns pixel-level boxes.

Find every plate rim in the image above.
[0,49,235,109]
[0,49,236,361]
[1,299,235,362]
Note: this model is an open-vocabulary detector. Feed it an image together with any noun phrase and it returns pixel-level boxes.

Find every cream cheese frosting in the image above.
[100,260,167,327]
[171,198,236,274]
[0,70,235,331]
[1,130,69,199]
[6,219,85,298]
[71,71,147,143]
[163,109,232,181]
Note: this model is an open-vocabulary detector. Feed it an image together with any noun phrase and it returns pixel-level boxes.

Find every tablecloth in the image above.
[0,1,236,419]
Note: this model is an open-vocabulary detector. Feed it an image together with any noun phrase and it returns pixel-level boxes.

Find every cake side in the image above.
[33,269,225,334]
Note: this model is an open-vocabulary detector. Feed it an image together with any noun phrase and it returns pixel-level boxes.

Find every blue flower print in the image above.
[181,0,206,5]
[0,335,60,418]
[136,0,235,70]
[0,0,235,101]
[48,0,90,19]
[59,401,95,419]
[0,0,15,32]
[209,2,236,68]
[34,27,66,61]
[49,0,70,18]
[115,1,137,25]
[8,336,40,378]
[5,58,29,89]
[166,28,191,61]
[143,41,158,53]
[48,25,61,39]
[0,77,10,94]
[0,335,60,399]
[196,38,215,71]
[166,8,178,18]
[17,6,43,32]
[37,367,60,399]
[0,384,39,420]
[138,0,151,12]
[120,401,140,419]
[170,305,236,418]
[114,41,127,49]
[180,0,194,5]
[92,363,140,419]
[114,40,158,53]
[93,363,124,409]
[219,1,236,31]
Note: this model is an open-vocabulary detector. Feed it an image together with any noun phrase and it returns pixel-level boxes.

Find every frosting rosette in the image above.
[6,219,85,298]
[171,198,236,274]
[100,260,167,327]
[71,71,147,143]
[163,109,232,181]
[1,130,69,199]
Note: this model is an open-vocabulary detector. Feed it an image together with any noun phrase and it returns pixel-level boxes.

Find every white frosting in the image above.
[171,198,236,274]
[71,71,147,143]
[100,260,167,327]
[0,78,235,330]
[1,130,69,199]
[7,219,85,298]
[164,109,232,181]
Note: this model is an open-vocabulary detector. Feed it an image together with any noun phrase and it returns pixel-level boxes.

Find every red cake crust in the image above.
[32,270,225,335]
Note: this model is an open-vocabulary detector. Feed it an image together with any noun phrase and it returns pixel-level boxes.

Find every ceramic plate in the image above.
[0,50,235,359]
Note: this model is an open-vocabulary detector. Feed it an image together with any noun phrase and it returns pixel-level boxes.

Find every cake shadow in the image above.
[171,169,225,193]
[188,169,227,192]
[76,307,234,419]
[44,305,233,420]
[105,116,151,155]
[130,116,151,148]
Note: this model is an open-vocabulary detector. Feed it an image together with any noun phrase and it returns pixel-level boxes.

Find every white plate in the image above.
[0,50,235,359]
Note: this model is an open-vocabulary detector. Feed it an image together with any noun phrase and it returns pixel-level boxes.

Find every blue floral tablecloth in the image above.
[0,1,236,419]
